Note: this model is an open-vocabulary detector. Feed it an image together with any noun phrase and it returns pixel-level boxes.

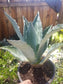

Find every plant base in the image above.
[18,60,55,84]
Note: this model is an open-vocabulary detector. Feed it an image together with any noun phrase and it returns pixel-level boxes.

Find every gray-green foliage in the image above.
[23,12,43,52]
[0,12,63,65]
[4,12,24,41]
[0,46,29,62]
[37,24,63,60]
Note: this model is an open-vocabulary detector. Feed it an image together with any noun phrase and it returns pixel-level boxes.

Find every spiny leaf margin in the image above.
[7,40,36,63]
[4,12,24,41]
[0,46,29,62]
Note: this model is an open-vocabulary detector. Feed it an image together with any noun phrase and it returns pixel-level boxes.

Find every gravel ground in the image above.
[49,49,63,63]
[43,49,63,63]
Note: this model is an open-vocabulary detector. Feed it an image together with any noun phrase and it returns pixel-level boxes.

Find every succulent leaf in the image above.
[36,25,52,60]
[37,26,53,60]
[43,25,53,38]
[26,23,38,52]
[3,12,63,65]
[32,12,43,44]
[23,18,38,52]
[40,43,63,65]
[4,12,24,41]
[23,16,29,41]
[7,40,36,63]
[0,46,29,62]
[37,24,63,58]
[23,12,43,52]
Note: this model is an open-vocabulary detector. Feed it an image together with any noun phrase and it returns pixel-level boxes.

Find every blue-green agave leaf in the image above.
[7,40,36,63]
[36,42,48,61]
[26,23,38,52]
[4,12,24,41]
[37,24,63,58]
[43,25,53,38]
[23,12,43,52]
[23,18,38,52]
[23,16,29,41]
[39,25,53,58]
[36,25,52,60]
[0,46,29,62]
[40,43,63,65]
[32,12,43,44]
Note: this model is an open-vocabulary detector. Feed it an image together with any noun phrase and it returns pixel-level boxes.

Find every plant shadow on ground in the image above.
[0,49,63,84]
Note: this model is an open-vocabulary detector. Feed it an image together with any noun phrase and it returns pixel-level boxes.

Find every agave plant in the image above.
[0,12,63,65]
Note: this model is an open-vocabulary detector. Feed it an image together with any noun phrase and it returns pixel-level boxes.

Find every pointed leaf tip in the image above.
[37,11,39,15]
[4,12,24,41]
